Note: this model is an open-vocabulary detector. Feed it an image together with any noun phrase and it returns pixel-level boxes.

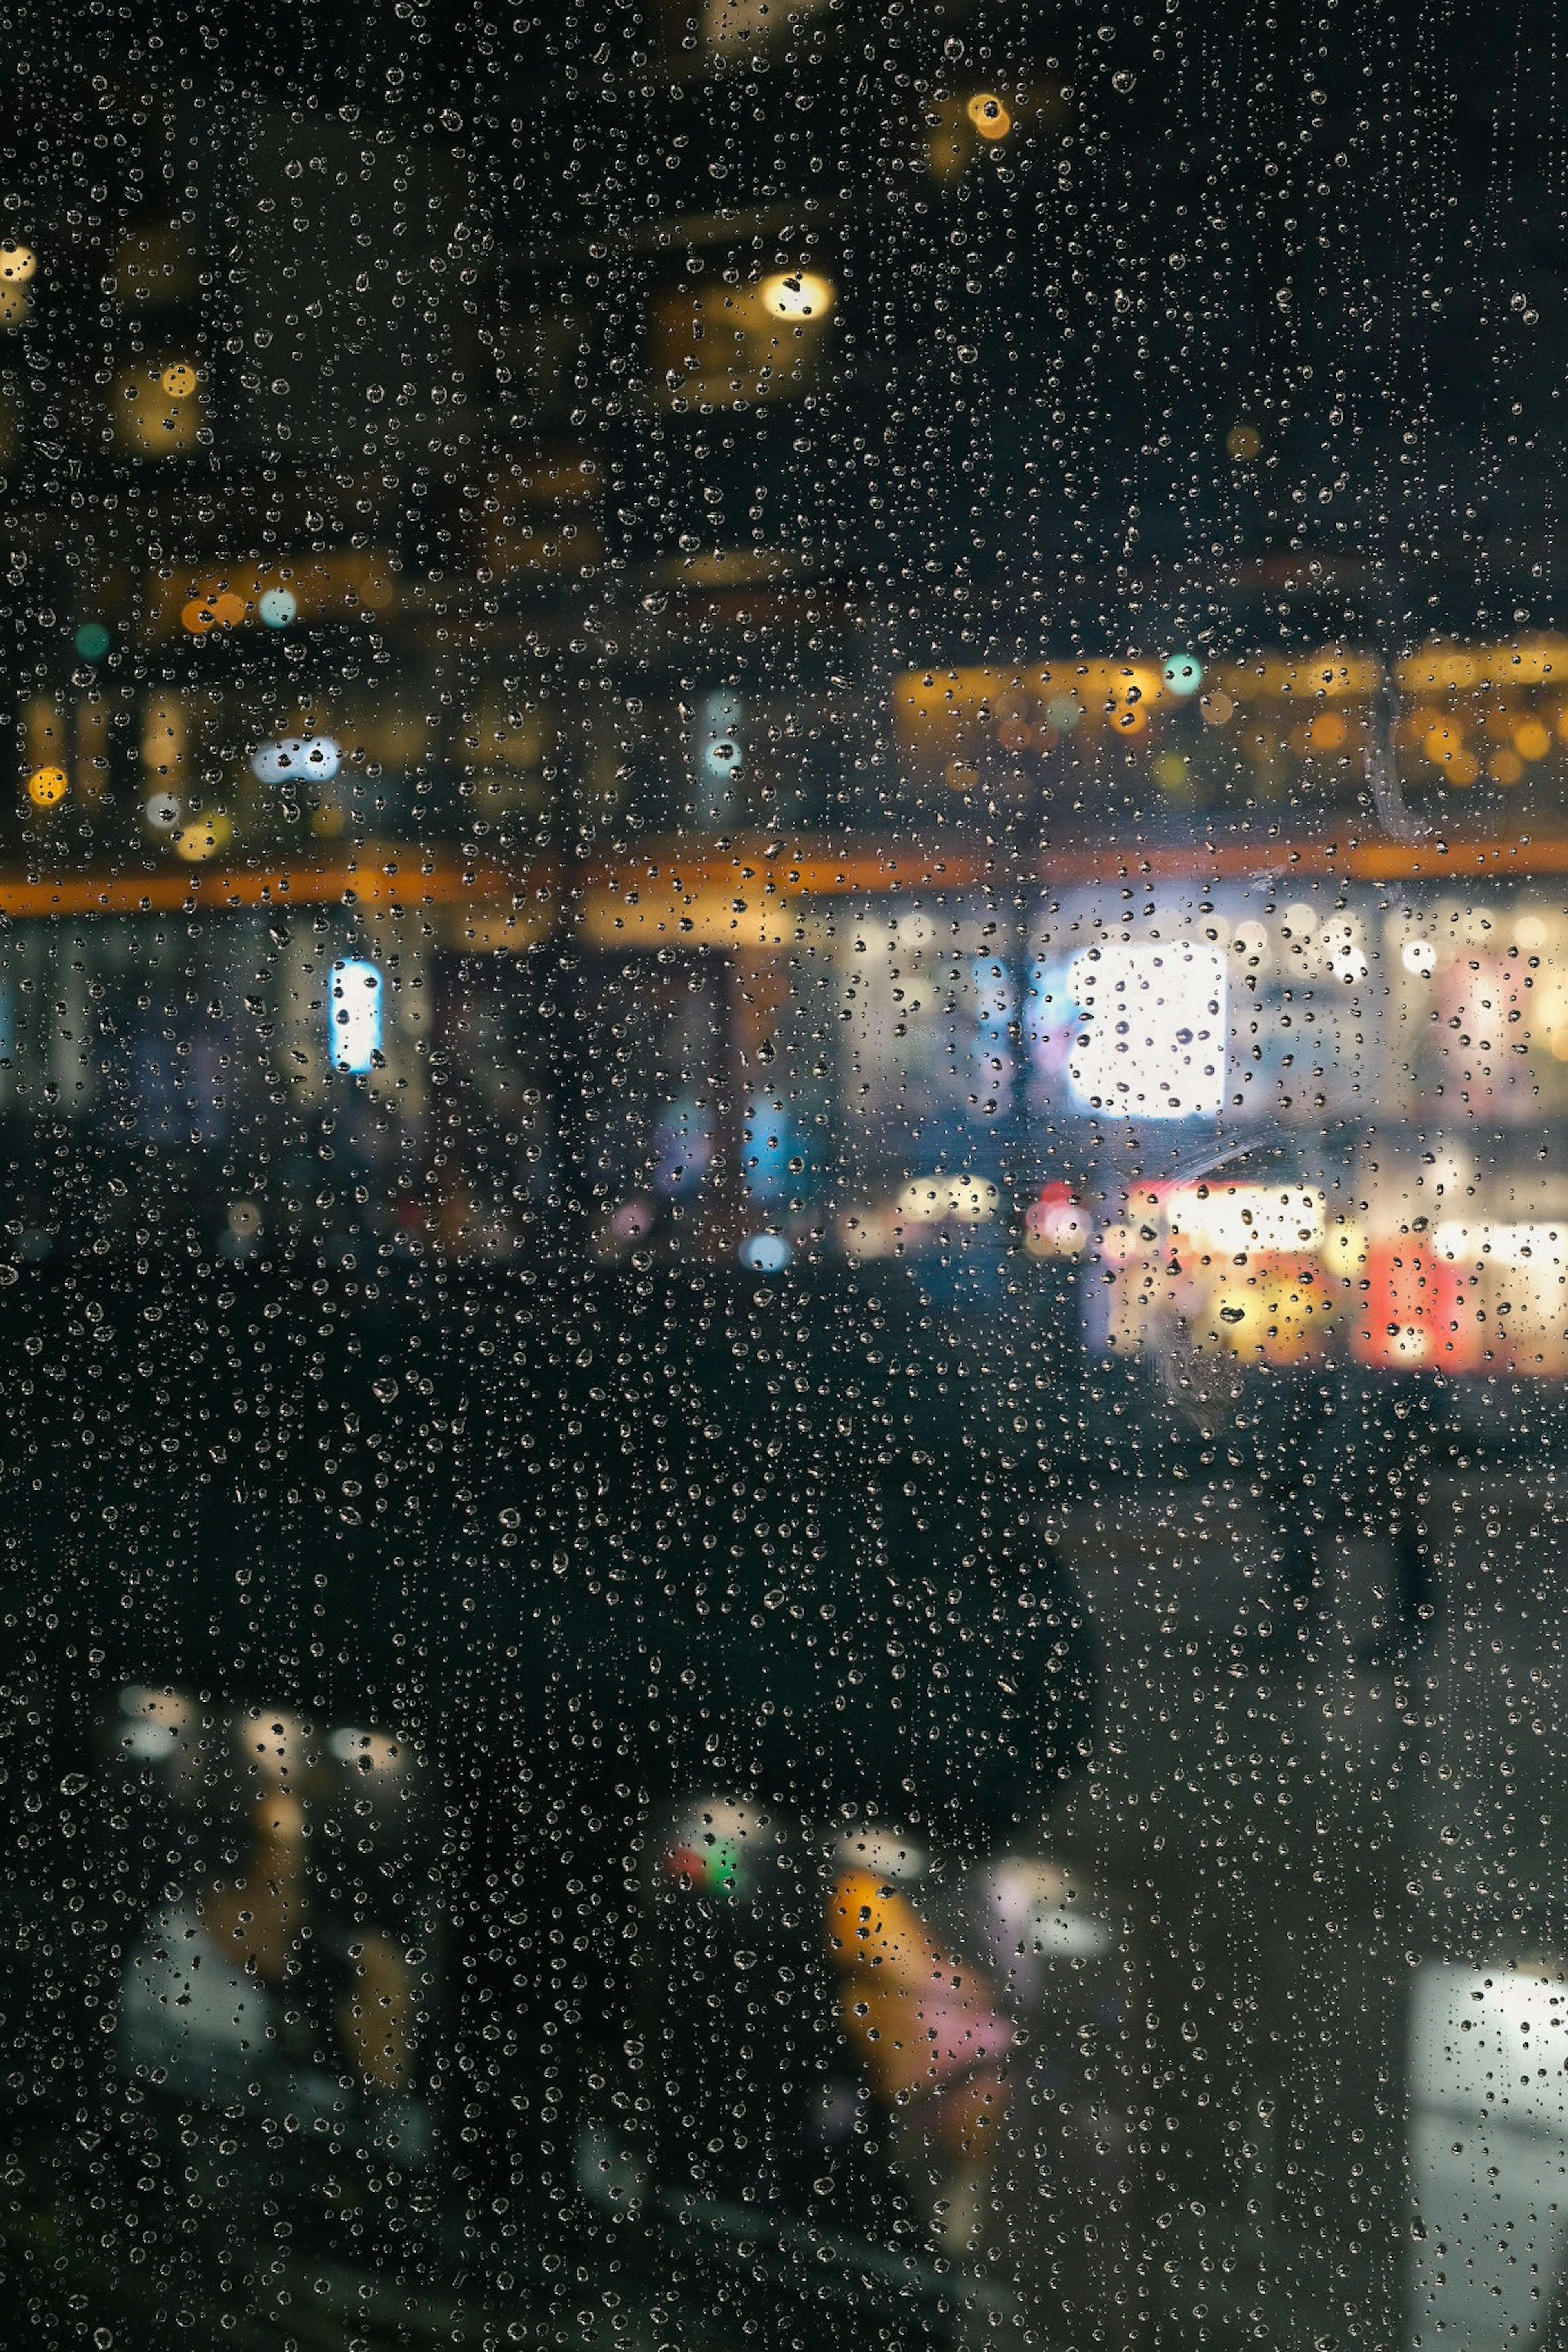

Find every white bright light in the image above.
[1402,939,1438,976]
[758,269,835,320]
[328,1726,406,1774]
[1165,1183,1326,1255]
[739,1232,791,1272]
[1434,1218,1567,1271]
[251,734,341,786]
[897,1174,1000,1224]
[1067,940,1227,1119]
[328,957,383,1074]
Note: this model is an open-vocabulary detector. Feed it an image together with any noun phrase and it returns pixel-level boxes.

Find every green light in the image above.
[74,621,111,661]
[1162,653,1204,696]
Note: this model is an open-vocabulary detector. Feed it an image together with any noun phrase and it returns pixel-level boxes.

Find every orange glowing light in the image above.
[967,91,1012,139]
[25,766,68,809]
[182,587,247,633]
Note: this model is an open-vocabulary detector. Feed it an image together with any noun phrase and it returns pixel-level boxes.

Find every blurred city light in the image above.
[1065,941,1227,1119]
[25,765,68,809]
[738,1232,791,1272]
[758,269,835,320]
[967,92,1012,139]
[328,957,384,1074]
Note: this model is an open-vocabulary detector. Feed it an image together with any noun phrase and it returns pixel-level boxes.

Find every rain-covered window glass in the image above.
[8,4,1568,2349]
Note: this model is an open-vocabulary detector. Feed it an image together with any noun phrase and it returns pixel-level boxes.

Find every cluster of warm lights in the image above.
[1399,704,1564,789]
[182,590,249,633]
[902,638,1568,796]
[1089,1169,1568,1377]
[180,581,298,634]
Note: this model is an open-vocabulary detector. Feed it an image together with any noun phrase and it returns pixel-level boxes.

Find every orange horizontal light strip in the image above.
[0,855,513,920]
[0,834,1566,926]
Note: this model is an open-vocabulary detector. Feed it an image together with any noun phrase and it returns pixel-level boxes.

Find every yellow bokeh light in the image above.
[1307,711,1348,752]
[758,269,835,321]
[1491,748,1525,786]
[967,91,1012,139]
[25,765,68,809]
[1226,422,1263,461]
[173,811,233,863]
[159,361,199,400]
[0,242,36,284]
[1514,717,1552,761]
[1423,721,1476,781]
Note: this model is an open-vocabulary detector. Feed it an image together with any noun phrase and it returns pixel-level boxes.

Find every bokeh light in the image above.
[1162,653,1204,695]
[172,811,233,862]
[758,269,835,321]
[25,765,68,809]
[967,92,1012,140]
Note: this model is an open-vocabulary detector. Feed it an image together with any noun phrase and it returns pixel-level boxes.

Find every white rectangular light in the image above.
[1067,940,1226,1120]
[328,957,383,1074]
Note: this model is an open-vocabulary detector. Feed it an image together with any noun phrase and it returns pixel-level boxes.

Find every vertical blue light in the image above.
[328,958,383,1074]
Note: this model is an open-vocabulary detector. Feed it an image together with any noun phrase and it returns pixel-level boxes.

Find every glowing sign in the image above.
[328,958,383,1074]
[1066,940,1227,1119]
